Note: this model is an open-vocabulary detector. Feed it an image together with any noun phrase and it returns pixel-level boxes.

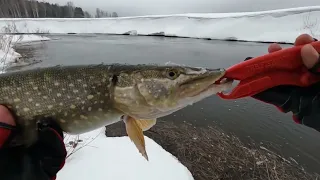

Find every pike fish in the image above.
[0,64,232,160]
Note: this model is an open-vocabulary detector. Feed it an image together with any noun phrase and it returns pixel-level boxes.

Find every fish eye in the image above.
[166,69,180,80]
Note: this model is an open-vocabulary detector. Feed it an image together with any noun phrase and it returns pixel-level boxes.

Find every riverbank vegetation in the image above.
[105,119,320,180]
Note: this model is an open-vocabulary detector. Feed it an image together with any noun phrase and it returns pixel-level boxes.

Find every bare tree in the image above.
[2,0,19,17]
[112,12,118,17]
[0,22,23,71]
[95,8,112,18]
[30,0,39,18]
[8,0,21,17]
[0,1,5,17]
[15,0,22,17]
[0,0,10,17]
[84,11,92,18]
[0,0,118,18]
[302,10,319,38]
[66,1,75,18]
[20,0,29,17]
[41,0,47,17]
[95,8,101,18]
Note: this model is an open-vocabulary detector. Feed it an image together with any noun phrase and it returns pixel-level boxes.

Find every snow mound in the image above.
[0,6,320,43]
[58,128,194,180]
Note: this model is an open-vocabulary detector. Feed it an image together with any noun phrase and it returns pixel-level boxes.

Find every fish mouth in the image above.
[179,68,225,87]
[192,78,233,97]
[179,69,233,98]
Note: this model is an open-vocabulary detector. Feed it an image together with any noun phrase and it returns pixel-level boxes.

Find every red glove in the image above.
[0,105,16,148]
[0,122,15,148]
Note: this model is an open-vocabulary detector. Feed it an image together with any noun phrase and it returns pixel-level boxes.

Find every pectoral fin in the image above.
[123,116,149,161]
[135,119,157,131]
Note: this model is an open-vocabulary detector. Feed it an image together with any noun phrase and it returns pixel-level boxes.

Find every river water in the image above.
[13,34,320,174]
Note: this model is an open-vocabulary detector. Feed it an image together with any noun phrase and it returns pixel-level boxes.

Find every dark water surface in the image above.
[14,34,320,174]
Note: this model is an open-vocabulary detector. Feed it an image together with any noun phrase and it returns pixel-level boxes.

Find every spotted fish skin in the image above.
[1,64,123,146]
[0,63,230,148]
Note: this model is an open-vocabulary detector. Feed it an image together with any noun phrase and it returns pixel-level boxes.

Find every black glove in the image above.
[244,55,320,132]
[0,117,67,180]
[29,117,67,179]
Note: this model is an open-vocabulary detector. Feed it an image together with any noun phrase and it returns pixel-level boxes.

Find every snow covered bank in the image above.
[58,128,194,180]
[0,34,50,69]
[0,6,320,43]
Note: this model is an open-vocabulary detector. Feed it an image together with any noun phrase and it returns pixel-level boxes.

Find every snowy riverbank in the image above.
[0,6,320,44]
[58,128,194,180]
[0,34,49,69]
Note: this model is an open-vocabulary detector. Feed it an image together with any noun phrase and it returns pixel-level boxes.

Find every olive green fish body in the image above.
[0,64,123,146]
[0,63,232,147]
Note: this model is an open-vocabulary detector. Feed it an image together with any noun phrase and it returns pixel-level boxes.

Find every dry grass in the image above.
[105,120,320,180]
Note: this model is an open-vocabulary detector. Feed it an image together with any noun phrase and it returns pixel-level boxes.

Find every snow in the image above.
[0,34,50,70]
[15,34,50,43]
[0,6,320,43]
[58,128,194,180]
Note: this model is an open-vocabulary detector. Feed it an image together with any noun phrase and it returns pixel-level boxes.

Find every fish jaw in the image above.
[177,78,233,108]
[178,68,227,99]
[113,66,232,120]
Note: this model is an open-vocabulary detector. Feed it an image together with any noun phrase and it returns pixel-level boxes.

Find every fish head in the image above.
[113,64,232,119]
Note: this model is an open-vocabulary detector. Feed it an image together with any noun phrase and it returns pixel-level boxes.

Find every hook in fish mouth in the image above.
[214,77,234,85]
[120,115,127,122]
[191,78,234,97]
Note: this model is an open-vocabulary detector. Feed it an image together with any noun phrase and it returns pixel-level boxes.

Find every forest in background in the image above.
[0,0,119,18]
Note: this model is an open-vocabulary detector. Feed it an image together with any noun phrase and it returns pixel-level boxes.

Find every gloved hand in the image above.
[245,34,320,132]
[0,106,67,180]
